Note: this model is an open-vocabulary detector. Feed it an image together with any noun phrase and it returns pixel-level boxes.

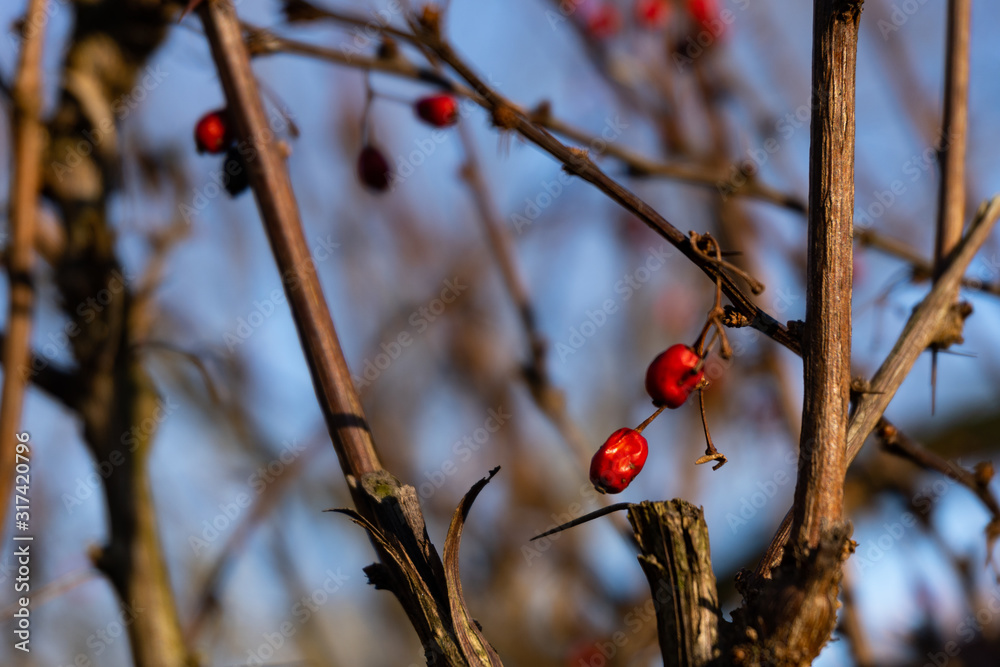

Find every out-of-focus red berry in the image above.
[586,3,622,39]
[636,0,671,29]
[194,109,231,154]
[414,95,459,127]
[589,428,649,494]
[687,0,721,33]
[645,344,704,408]
[357,145,392,191]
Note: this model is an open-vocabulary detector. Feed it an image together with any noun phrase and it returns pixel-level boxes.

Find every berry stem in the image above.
[695,388,727,470]
[361,72,375,144]
[634,405,666,433]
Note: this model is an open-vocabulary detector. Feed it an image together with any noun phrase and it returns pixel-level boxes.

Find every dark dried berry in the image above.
[357,145,392,191]
[223,146,250,197]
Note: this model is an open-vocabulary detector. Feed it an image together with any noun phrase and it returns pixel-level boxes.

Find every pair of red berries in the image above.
[357,94,459,192]
[194,109,250,197]
[589,344,704,494]
[587,0,720,37]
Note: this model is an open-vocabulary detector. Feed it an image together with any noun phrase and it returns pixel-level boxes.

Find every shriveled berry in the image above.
[645,344,703,409]
[636,0,670,29]
[586,3,622,39]
[589,428,648,494]
[414,94,459,127]
[357,145,392,191]
[222,146,250,197]
[195,109,232,154]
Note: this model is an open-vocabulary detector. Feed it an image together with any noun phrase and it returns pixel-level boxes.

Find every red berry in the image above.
[636,0,670,29]
[645,344,704,409]
[414,95,459,127]
[357,145,392,191]
[194,109,231,154]
[687,0,720,32]
[586,3,622,39]
[589,428,648,494]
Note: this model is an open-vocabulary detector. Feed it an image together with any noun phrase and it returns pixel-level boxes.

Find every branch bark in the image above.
[197,3,502,663]
[0,0,46,541]
[934,0,971,275]
[730,3,862,665]
[791,0,860,551]
[628,501,722,667]
[40,2,191,664]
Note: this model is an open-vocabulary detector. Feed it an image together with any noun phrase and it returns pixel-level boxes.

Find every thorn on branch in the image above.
[417,4,443,37]
[491,104,518,131]
[529,502,633,541]
[280,0,325,23]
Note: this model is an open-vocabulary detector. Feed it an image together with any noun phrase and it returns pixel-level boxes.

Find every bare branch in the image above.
[0,0,47,537]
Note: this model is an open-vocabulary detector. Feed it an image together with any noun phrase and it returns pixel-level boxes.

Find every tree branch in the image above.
[790,0,859,550]
[197,3,503,663]
[934,0,971,276]
[0,0,46,541]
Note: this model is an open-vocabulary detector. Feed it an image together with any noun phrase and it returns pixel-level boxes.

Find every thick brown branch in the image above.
[791,0,860,550]
[628,501,722,667]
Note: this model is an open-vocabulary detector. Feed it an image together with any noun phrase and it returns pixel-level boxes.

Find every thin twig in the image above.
[876,419,1000,522]
[406,25,800,355]
[757,197,1000,582]
[853,227,1000,296]
[933,0,971,273]
[846,199,1000,462]
[931,0,972,411]
[186,432,326,642]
